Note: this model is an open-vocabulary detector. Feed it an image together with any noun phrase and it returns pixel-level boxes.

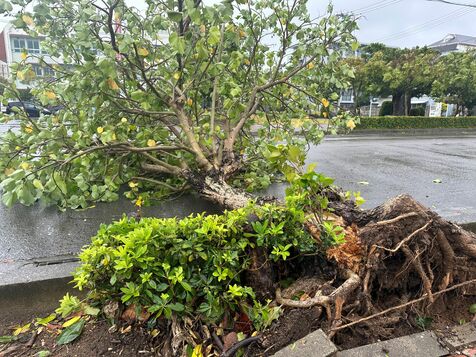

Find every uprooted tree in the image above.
[1,0,476,356]
[0,0,357,209]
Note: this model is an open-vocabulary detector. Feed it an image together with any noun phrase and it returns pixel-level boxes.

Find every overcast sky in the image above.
[186,0,476,48]
[310,0,476,48]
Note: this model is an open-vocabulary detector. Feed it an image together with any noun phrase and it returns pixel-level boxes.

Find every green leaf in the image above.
[169,303,185,312]
[36,351,51,357]
[469,304,476,314]
[56,319,85,345]
[167,11,182,22]
[0,335,17,344]
[35,313,56,326]
[83,305,100,316]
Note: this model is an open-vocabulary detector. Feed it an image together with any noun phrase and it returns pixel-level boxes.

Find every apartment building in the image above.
[0,21,59,88]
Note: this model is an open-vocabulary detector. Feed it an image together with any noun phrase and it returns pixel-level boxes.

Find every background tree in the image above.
[432,51,476,115]
[352,44,438,116]
[0,0,357,209]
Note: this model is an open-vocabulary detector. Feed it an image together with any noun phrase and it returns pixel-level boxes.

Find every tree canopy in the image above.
[0,0,357,209]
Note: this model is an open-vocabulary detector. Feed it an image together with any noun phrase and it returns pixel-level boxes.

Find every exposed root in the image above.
[435,229,455,291]
[368,212,418,227]
[373,220,432,253]
[330,279,476,333]
[401,245,434,303]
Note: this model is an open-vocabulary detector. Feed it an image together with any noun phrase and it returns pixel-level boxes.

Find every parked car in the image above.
[5,101,51,118]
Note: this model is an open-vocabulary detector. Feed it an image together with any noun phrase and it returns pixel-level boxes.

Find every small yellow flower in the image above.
[307,62,315,70]
[322,112,328,118]
[45,91,56,100]
[15,146,21,151]
[24,125,33,133]
[186,98,193,106]
[147,139,156,147]
[112,133,117,141]
[128,181,138,188]
[173,72,181,80]
[135,196,143,207]
[244,59,251,65]
[321,98,330,108]
[20,162,30,170]
[20,52,27,60]
[346,119,356,130]
[22,14,34,26]
[96,127,104,134]
[137,47,149,57]
[121,117,128,123]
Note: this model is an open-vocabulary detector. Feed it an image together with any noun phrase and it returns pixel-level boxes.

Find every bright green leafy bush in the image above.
[74,202,313,324]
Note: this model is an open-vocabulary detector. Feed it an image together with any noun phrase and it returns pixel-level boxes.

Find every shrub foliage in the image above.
[357,116,476,130]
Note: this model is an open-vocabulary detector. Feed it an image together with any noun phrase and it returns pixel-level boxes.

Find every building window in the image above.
[32,64,43,76]
[43,66,55,77]
[340,89,353,102]
[12,38,26,53]
[12,38,43,54]
[27,39,40,54]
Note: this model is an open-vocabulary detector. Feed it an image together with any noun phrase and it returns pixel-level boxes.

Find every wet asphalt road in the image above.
[269,132,476,223]
[1,127,475,270]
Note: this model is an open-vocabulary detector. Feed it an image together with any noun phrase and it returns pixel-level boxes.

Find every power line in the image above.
[351,0,404,14]
[376,6,474,42]
[427,0,476,8]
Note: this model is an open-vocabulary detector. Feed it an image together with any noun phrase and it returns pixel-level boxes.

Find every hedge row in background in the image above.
[356,116,476,130]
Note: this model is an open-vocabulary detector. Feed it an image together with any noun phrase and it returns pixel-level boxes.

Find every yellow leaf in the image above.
[96,127,104,134]
[45,91,56,100]
[62,316,81,328]
[307,62,315,70]
[17,71,25,80]
[20,162,30,170]
[112,133,117,141]
[20,52,27,60]
[244,59,250,65]
[321,98,330,108]
[173,72,181,80]
[4,168,14,176]
[121,117,128,123]
[22,14,34,26]
[239,29,246,38]
[322,112,328,118]
[346,119,356,130]
[199,24,206,33]
[13,323,31,336]
[137,47,149,57]
[106,78,120,91]
[147,139,156,147]
[186,98,193,106]
[191,344,203,357]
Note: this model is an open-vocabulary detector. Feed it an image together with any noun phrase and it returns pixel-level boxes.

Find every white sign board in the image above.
[429,102,442,117]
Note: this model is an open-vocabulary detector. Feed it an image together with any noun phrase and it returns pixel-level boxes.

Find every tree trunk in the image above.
[191,175,252,210]
[392,92,405,116]
[404,91,411,116]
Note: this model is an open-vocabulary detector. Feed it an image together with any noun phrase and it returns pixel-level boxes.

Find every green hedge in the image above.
[356,116,476,130]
